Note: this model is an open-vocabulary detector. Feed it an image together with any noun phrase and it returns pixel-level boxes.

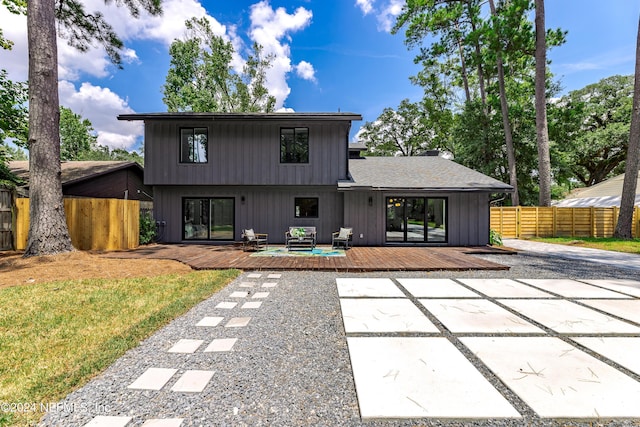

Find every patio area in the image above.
[103,244,511,272]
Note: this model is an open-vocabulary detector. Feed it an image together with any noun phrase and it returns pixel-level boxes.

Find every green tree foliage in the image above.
[392,0,566,206]
[59,106,144,164]
[59,106,97,160]
[0,70,28,146]
[358,99,452,156]
[550,75,633,187]
[163,17,276,113]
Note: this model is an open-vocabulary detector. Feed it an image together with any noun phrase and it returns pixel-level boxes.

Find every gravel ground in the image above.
[40,251,640,427]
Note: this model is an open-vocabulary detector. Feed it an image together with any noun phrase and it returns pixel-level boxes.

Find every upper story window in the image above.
[280,127,309,163]
[180,127,208,163]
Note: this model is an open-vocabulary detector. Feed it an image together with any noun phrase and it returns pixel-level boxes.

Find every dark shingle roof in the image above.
[340,156,513,192]
[9,161,143,187]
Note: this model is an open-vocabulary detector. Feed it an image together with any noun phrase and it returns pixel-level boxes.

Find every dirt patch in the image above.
[0,250,193,289]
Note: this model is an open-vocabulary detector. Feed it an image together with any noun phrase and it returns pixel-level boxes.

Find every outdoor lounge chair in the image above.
[241,229,268,251]
[332,227,352,249]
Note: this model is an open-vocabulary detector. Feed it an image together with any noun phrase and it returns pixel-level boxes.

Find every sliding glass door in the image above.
[183,197,234,240]
[386,197,447,243]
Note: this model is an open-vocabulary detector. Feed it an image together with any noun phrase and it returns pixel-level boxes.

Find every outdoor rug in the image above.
[250,247,346,257]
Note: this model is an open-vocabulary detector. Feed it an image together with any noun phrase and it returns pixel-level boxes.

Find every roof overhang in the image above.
[118,112,363,122]
[338,182,514,193]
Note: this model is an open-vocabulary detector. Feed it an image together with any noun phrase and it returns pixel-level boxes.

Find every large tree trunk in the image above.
[489,0,519,206]
[614,14,640,239]
[455,22,472,104]
[467,0,487,111]
[535,0,552,207]
[25,0,74,257]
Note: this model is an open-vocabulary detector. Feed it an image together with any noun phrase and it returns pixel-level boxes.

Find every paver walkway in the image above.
[339,277,640,420]
[504,239,640,271]
[44,271,640,426]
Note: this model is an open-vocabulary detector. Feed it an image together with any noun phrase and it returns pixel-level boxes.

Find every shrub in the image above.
[139,211,156,245]
[489,229,503,246]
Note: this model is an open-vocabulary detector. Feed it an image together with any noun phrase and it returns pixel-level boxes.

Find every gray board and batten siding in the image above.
[119,112,512,247]
[153,185,344,244]
[121,113,360,186]
[118,113,361,244]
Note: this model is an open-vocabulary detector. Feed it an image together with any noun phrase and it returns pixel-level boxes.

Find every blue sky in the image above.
[0,0,638,152]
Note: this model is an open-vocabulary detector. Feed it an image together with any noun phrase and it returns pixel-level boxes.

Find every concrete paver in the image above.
[418,299,545,333]
[338,277,640,421]
[462,336,640,418]
[573,337,640,376]
[347,336,521,419]
[499,299,640,333]
[336,278,405,297]
[582,279,640,297]
[519,278,632,298]
[339,298,439,333]
[458,278,555,298]
[398,278,480,298]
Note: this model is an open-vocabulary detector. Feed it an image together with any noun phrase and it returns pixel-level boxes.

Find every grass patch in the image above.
[530,237,640,254]
[0,269,240,426]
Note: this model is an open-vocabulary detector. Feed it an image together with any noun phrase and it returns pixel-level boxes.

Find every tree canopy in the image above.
[163,17,276,113]
[388,0,567,206]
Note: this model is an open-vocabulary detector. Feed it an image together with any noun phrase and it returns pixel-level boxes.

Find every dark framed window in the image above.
[295,197,318,218]
[280,128,309,163]
[180,127,208,163]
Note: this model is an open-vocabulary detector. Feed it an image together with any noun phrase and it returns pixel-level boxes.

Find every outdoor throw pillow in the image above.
[245,229,255,240]
[338,227,351,239]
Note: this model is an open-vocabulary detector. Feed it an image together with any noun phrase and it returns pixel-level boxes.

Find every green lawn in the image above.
[0,270,240,426]
[530,237,640,254]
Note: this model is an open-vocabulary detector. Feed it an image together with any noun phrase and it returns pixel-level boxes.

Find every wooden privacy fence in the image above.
[14,198,140,251]
[491,206,640,239]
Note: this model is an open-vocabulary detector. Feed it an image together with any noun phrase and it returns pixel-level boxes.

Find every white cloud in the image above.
[377,0,404,32]
[356,0,374,15]
[0,7,28,81]
[295,61,316,82]
[80,0,220,47]
[1,0,316,150]
[249,1,313,109]
[354,0,404,33]
[58,81,143,150]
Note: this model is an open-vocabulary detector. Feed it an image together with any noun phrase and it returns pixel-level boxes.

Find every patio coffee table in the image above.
[287,237,316,250]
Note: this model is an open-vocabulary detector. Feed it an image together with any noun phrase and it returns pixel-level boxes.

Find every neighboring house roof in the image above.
[555,170,640,207]
[340,156,513,192]
[9,161,144,187]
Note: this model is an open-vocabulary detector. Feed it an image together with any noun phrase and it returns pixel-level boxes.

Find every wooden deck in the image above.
[103,244,511,272]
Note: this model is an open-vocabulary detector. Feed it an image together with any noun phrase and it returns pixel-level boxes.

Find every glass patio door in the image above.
[209,198,234,240]
[184,197,234,240]
[386,197,425,242]
[386,197,446,243]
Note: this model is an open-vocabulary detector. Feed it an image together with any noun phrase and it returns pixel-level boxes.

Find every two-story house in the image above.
[118,112,512,246]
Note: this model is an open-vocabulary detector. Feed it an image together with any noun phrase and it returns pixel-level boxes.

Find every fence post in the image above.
[590,206,595,238]
[516,206,521,239]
